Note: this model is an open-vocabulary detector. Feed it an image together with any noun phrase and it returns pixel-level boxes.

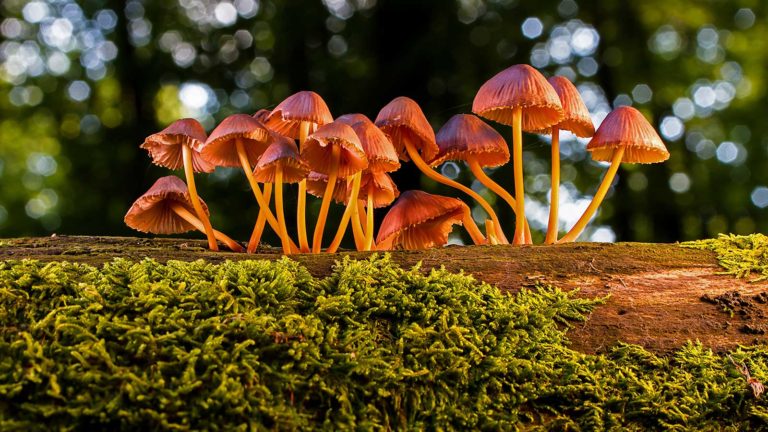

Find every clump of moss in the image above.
[682,233,768,281]
[1,255,767,430]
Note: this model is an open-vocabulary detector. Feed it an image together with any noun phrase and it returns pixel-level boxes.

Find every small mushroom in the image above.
[558,106,669,242]
[473,64,563,244]
[376,190,483,250]
[124,176,242,252]
[140,118,219,251]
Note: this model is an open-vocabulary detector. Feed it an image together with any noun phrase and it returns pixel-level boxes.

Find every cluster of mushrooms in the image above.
[125,64,670,253]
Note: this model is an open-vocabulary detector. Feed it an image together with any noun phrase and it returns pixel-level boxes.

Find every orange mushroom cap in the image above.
[199,114,270,168]
[472,64,563,131]
[355,171,400,208]
[253,109,271,123]
[252,132,310,183]
[336,113,371,126]
[376,190,467,250]
[301,120,368,178]
[265,91,333,138]
[535,76,595,137]
[431,114,510,167]
[346,118,400,173]
[587,106,670,164]
[124,176,208,234]
[140,118,214,173]
[374,96,439,163]
[306,171,348,204]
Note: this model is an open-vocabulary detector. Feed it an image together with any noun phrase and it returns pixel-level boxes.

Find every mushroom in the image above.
[200,114,297,252]
[558,106,669,242]
[301,121,368,253]
[140,118,219,251]
[124,176,242,252]
[473,64,563,244]
[252,132,309,254]
[376,190,483,250]
[266,91,333,253]
[375,96,502,244]
[535,76,595,243]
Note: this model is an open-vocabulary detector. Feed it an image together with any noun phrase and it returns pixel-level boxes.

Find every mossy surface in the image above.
[682,234,768,281]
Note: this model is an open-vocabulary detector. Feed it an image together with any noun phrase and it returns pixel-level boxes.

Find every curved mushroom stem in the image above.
[353,201,367,250]
[403,141,489,245]
[296,121,311,253]
[485,220,499,245]
[181,145,218,251]
[545,127,561,244]
[462,207,486,245]
[467,158,532,244]
[326,172,362,253]
[246,183,272,253]
[558,147,625,243]
[274,166,291,254]
[312,144,341,253]
[364,186,375,251]
[169,203,243,252]
[511,106,527,245]
[235,138,299,252]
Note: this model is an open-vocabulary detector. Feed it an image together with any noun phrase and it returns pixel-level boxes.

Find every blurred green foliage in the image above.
[0,0,766,244]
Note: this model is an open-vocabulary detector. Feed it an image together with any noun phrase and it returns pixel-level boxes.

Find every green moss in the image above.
[1,254,767,430]
[682,234,768,281]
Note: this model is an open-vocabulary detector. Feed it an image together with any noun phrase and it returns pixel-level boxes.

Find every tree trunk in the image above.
[2,236,766,354]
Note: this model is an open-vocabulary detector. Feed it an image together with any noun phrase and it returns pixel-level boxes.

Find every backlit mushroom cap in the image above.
[347,118,400,173]
[306,171,347,204]
[431,114,510,167]
[586,106,670,164]
[534,76,594,137]
[200,114,270,168]
[301,121,368,178]
[140,118,214,173]
[376,190,467,250]
[374,96,439,163]
[124,176,208,234]
[265,91,333,138]
[336,113,371,126]
[253,109,271,123]
[355,171,400,208]
[472,64,563,131]
[252,132,310,183]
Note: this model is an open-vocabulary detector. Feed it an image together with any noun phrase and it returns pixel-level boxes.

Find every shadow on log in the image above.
[2,235,767,354]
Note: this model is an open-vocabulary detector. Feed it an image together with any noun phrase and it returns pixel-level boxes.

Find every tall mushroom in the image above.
[558,106,669,243]
[536,76,595,243]
[252,132,309,254]
[245,108,275,252]
[140,118,219,251]
[376,190,483,250]
[266,91,333,252]
[125,176,242,252]
[473,64,563,244]
[375,96,502,244]
[301,121,368,253]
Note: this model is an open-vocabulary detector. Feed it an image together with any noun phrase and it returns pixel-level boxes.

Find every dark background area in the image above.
[0,0,765,245]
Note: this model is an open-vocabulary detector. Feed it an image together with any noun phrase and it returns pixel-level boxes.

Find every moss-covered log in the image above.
[2,235,767,354]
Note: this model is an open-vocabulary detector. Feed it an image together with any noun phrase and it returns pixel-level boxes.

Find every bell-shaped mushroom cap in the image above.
[472,64,563,132]
[252,132,310,183]
[376,190,467,250]
[374,96,439,163]
[536,76,594,137]
[336,113,371,126]
[124,176,208,235]
[586,106,670,164]
[347,119,400,173]
[355,171,400,208]
[301,120,368,178]
[431,114,510,167]
[306,171,348,204]
[200,114,270,168]
[265,91,333,138]
[140,118,214,173]
[253,109,271,123]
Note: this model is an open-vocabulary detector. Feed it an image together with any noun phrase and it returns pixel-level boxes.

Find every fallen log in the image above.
[1,235,766,353]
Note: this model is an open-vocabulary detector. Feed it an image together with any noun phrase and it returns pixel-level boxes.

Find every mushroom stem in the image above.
[403,141,490,245]
[545,127,561,244]
[246,183,272,253]
[235,138,299,252]
[169,203,243,252]
[353,201,367,250]
[467,158,532,243]
[274,166,291,254]
[296,121,311,253]
[364,186,375,251]
[485,220,499,245]
[312,144,341,253]
[558,147,625,243]
[326,172,362,253]
[462,208,486,245]
[181,145,218,251]
[511,106,527,245]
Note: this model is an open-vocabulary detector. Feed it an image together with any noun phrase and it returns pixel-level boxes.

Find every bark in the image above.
[2,235,766,354]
